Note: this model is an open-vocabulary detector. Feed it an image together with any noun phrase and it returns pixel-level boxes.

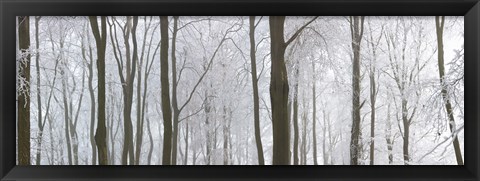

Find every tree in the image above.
[292,63,300,165]
[18,15,31,166]
[135,16,158,165]
[269,16,317,165]
[160,16,173,165]
[249,16,265,165]
[348,16,365,165]
[33,16,48,165]
[435,16,463,165]
[80,24,97,165]
[366,19,382,165]
[88,16,108,165]
[107,16,139,165]
[171,17,240,165]
[312,59,318,165]
[384,17,427,165]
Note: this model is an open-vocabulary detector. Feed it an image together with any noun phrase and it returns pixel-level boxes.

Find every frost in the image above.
[16,48,35,107]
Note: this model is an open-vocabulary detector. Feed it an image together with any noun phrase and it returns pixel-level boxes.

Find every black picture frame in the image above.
[1,0,479,180]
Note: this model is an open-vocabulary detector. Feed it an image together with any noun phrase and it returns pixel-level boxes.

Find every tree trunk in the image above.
[385,103,394,164]
[369,59,376,166]
[301,108,307,165]
[435,16,463,165]
[147,114,154,165]
[312,60,318,165]
[269,16,316,165]
[183,119,189,165]
[269,16,290,165]
[34,16,44,165]
[223,107,229,165]
[135,16,152,165]
[160,16,173,165]
[401,99,410,165]
[349,16,364,165]
[293,67,299,165]
[83,27,98,165]
[170,16,180,165]
[89,16,108,165]
[18,15,31,166]
[322,110,328,165]
[60,40,73,165]
[249,16,265,165]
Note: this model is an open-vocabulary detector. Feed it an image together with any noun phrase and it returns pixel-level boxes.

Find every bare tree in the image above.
[88,16,108,165]
[349,16,365,165]
[435,16,463,165]
[249,16,265,165]
[269,16,317,165]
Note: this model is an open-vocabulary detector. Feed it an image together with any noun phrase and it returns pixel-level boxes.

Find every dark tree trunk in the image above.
[89,16,108,165]
[18,15,31,166]
[249,16,265,165]
[348,16,364,165]
[171,16,180,165]
[269,16,317,165]
[435,16,463,165]
[117,16,139,165]
[160,16,173,165]
[269,16,290,165]
[34,16,44,165]
[402,99,410,165]
[83,28,97,165]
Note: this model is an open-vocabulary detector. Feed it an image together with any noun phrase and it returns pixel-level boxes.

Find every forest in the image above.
[16,16,464,165]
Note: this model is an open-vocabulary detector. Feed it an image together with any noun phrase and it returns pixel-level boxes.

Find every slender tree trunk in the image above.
[249,16,265,165]
[312,61,318,165]
[204,90,212,165]
[322,110,328,165]
[146,114,154,165]
[71,71,85,165]
[60,46,73,165]
[183,119,189,165]
[301,108,307,165]
[293,67,299,165]
[171,16,180,165]
[160,16,173,165]
[34,16,44,165]
[385,103,394,164]
[400,99,410,165]
[135,51,144,165]
[435,16,463,165]
[89,16,108,165]
[134,17,152,164]
[18,16,31,166]
[369,63,376,165]
[223,107,229,165]
[349,16,365,165]
[82,27,98,165]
